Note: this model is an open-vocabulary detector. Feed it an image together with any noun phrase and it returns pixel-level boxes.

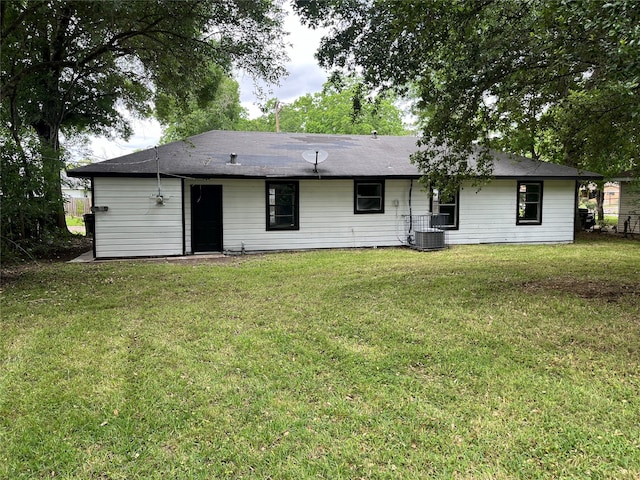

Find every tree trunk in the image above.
[595,187,605,224]
[35,120,68,232]
[33,4,71,233]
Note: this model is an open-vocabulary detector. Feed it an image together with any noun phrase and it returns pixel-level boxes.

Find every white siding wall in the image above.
[93,177,183,258]
[92,176,578,258]
[446,179,576,245]
[617,181,640,233]
[185,178,430,253]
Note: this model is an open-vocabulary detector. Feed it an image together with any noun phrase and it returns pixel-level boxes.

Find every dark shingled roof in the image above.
[68,130,603,180]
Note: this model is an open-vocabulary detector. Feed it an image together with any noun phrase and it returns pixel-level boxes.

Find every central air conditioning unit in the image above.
[414,229,446,250]
[405,214,448,251]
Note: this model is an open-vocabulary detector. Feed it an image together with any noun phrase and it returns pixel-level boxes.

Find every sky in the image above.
[237,9,328,119]
[88,10,328,162]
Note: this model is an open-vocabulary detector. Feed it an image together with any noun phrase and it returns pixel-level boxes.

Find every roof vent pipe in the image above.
[372,130,378,139]
[229,153,238,165]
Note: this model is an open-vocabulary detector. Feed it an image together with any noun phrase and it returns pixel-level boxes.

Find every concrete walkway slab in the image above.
[67,251,229,264]
[68,250,94,263]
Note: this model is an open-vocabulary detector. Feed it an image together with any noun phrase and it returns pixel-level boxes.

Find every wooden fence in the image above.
[65,197,92,217]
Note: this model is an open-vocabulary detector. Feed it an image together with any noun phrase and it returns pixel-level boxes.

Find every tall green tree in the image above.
[294,0,640,197]
[155,67,246,144]
[1,0,286,249]
[246,75,409,135]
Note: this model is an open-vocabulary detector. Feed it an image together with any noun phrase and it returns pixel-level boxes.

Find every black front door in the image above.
[191,185,223,252]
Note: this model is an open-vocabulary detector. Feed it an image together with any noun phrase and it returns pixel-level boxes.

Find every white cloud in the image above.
[238,61,327,118]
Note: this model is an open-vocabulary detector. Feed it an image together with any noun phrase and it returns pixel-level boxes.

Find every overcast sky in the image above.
[88,11,328,162]
[237,10,328,118]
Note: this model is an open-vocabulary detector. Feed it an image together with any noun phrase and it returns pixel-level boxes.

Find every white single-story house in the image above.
[613,172,640,235]
[68,130,602,259]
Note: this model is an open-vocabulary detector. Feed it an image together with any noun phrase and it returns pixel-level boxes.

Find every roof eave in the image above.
[66,170,425,180]
[494,175,603,181]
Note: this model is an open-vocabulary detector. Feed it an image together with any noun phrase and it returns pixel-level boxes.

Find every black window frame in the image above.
[354,179,385,214]
[434,189,459,230]
[266,181,299,231]
[517,181,543,225]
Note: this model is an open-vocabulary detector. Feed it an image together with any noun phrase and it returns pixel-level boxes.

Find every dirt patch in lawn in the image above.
[523,277,640,303]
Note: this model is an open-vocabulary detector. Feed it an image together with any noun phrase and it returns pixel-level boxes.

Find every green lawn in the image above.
[65,215,85,227]
[2,237,639,479]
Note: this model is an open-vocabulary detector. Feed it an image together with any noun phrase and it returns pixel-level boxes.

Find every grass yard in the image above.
[65,216,85,227]
[1,237,639,479]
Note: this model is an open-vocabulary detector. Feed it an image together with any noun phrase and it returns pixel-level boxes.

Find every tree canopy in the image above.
[294,0,640,195]
[155,67,246,144]
[1,0,287,254]
[151,73,409,141]
[245,75,410,135]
